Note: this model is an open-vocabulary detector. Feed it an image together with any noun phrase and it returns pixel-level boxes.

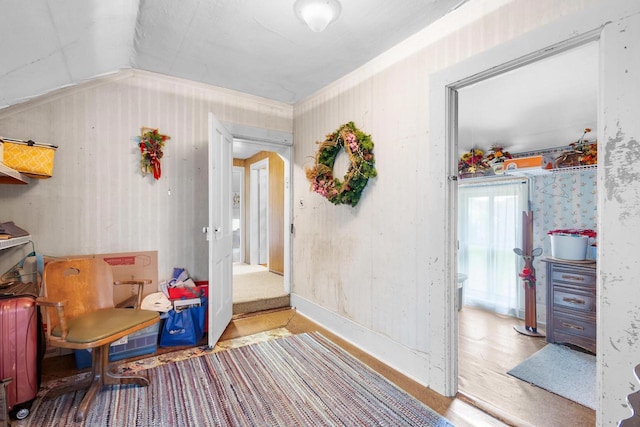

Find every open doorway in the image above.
[250,158,270,266]
[231,138,292,316]
[232,166,244,263]
[453,40,599,419]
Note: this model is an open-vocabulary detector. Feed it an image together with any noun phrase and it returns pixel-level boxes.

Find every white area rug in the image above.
[507,344,596,409]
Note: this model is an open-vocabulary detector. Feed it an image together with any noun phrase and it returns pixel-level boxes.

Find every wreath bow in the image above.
[305,122,377,207]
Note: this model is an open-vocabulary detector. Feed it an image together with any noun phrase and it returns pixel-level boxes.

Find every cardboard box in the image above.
[503,155,543,171]
[100,251,158,305]
[68,251,158,305]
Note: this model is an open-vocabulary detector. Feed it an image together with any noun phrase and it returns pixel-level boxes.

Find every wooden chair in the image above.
[37,258,159,422]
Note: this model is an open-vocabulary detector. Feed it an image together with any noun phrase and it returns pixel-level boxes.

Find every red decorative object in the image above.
[138,128,170,180]
[547,228,596,239]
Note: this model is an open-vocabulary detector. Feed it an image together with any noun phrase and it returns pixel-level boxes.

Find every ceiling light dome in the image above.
[294,0,342,32]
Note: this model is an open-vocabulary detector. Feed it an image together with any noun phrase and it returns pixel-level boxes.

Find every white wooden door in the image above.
[207,112,233,347]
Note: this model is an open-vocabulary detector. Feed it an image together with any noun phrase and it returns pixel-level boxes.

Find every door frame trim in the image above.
[429,20,602,396]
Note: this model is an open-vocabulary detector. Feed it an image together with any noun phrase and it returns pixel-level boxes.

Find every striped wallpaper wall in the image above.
[0,70,292,281]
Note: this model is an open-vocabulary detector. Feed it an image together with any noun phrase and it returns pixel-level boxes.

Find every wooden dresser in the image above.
[544,258,597,353]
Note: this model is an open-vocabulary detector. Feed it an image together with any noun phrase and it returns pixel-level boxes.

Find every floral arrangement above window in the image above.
[555,128,597,168]
[458,148,493,177]
[485,144,513,174]
[136,128,170,180]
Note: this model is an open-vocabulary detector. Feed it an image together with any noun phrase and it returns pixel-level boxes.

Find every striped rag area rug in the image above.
[21,332,453,426]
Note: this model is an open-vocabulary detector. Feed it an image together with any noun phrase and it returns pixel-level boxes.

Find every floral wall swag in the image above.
[305,122,377,207]
[136,127,170,180]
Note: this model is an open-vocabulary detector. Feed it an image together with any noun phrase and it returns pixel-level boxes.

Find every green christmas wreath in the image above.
[305,122,377,207]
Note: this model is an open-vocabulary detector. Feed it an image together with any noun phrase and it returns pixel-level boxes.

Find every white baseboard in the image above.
[290,294,431,388]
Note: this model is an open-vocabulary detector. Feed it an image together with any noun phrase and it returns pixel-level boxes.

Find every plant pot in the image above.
[550,234,588,260]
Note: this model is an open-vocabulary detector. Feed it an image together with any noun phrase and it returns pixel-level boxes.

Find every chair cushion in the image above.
[51,308,159,344]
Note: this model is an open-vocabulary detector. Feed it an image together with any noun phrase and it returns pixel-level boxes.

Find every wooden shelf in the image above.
[0,163,30,184]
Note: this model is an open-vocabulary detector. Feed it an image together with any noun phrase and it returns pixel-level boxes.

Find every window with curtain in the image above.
[458,179,528,317]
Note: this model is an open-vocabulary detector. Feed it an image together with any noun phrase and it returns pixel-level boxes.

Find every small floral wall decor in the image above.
[458,148,493,178]
[136,127,170,180]
[305,122,377,207]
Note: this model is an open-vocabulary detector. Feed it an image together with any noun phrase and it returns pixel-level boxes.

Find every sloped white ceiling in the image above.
[0,0,467,108]
[0,0,138,108]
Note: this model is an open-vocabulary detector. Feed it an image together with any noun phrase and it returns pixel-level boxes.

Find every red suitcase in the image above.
[0,288,40,421]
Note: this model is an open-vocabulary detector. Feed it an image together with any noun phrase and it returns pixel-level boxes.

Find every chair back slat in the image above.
[42,259,115,333]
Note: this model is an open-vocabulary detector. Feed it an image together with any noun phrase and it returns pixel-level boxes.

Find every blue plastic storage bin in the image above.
[74,322,159,369]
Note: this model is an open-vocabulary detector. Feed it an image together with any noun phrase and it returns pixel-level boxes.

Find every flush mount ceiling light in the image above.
[294,0,342,32]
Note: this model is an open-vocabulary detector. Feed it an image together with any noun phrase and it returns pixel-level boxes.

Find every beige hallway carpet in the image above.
[232,263,289,314]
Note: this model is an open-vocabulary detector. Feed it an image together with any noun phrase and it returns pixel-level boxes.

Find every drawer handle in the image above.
[562,322,585,331]
[562,297,586,305]
[561,274,585,281]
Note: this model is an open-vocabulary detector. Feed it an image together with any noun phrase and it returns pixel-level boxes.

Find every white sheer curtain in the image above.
[458,179,528,316]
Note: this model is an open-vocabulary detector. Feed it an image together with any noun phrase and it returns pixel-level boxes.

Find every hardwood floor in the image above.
[459,306,596,426]
[41,307,595,426]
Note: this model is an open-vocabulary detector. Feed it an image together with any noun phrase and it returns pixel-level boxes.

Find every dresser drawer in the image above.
[553,312,596,341]
[550,266,596,287]
[553,288,596,313]
[545,259,598,353]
